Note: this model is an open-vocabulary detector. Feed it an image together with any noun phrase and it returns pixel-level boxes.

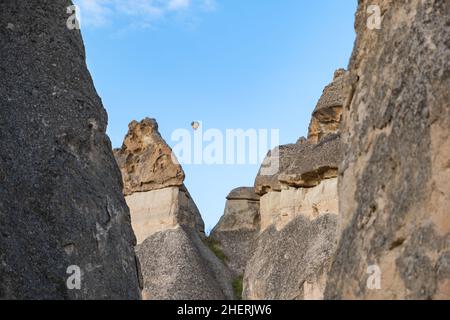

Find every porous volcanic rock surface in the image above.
[211,187,261,277]
[0,1,140,299]
[136,226,235,300]
[243,214,338,300]
[114,118,185,196]
[325,0,450,300]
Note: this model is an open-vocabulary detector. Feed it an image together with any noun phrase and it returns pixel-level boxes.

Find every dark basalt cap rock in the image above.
[308,69,346,144]
[226,187,260,201]
[278,134,341,188]
[313,69,347,114]
[255,134,342,194]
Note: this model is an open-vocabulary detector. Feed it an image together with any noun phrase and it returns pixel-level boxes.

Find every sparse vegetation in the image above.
[232,275,244,300]
[204,237,228,264]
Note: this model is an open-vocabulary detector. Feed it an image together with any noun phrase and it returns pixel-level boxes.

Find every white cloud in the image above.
[75,0,112,27]
[73,0,215,28]
[168,0,191,11]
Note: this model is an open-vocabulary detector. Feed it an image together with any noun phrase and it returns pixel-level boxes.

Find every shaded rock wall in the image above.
[211,187,260,277]
[325,0,450,300]
[243,215,337,300]
[137,226,235,300]
[0,1,140,299]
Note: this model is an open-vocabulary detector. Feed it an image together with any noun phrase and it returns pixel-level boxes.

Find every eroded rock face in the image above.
[0,1,140,299]
[308,69,345,144]
[253,70,344,231]
[245,177,339,299]
[325,0,450,300]
[228,70,345,300]
[243,215,338,300]
[254,138,340,194]
[211,187,260,276]
[125,186,204,244]
[114,118,185,196]
[278,134,341,188]
[254,70,345,195]
[214,188,261,232]
[259,178,338,232]
[137,226,235,300]
[114,118,204,243]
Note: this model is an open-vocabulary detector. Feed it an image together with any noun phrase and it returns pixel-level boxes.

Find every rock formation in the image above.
[211,187,260,277]
[0,1,141,299]
[114,118,234,300]
[241,70,345,300]
[114,118,185,196]
[307,69,346,144]
[3,0,447,301]
[255,70,345,195]
[137,226,234,300]
[325,0,450,300]
[254,70,344,233]
[244,215,337,300]
[114,118,204,244]
[208,70,345,300]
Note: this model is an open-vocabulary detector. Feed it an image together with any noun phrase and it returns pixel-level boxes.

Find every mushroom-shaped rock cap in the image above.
[255,134,342,195]
[308,69,346,144]
[114,118,185,195]
[227,187,260,201]
[313,69,347,114]
[278,134,341,188]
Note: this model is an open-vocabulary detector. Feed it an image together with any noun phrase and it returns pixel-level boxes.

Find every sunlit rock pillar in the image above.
[114,118,234,300]
[325,0,450,300]
[114,118,205,243]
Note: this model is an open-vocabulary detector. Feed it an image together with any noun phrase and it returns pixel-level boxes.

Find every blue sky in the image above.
[75,0,357,231]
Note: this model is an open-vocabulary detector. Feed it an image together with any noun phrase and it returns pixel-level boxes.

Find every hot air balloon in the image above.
[191,121,200,130]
